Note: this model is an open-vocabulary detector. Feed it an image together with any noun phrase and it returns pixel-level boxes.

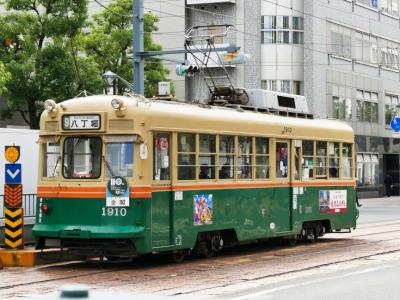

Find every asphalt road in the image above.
[233,255,400,300]
[357,196,400,224]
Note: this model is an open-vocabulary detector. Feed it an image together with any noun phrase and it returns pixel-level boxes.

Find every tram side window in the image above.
[199,134,216,180]
[276,142,289,178]
[342,143,353,178]
[43,142,61,178]
[255,137,270,179]
[219,135,234,179]
[238,136,253,179]
[153,133,170,181]
[302,140,314,180]
[329,142,340,178]
[316,141,327,178]
[178,133,196,180]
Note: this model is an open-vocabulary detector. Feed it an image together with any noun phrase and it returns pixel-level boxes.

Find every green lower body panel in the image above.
[34,185,357,256]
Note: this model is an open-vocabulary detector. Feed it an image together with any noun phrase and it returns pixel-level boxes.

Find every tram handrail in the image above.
[0,194,37,220]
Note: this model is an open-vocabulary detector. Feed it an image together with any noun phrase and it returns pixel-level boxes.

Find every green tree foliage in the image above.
[79,0,173,97]
[0,62,11,94]
[0,0,104,129]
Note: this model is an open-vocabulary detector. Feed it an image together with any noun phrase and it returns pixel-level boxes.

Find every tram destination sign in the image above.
[62,114,101,130]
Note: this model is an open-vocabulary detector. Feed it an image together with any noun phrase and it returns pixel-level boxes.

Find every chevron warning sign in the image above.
[4,207,24,249]
[4,184,23,208]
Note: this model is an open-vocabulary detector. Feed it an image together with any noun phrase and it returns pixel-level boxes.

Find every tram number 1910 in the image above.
[102,207,127,217]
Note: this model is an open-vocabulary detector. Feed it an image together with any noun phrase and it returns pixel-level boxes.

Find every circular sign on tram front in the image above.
[107,176,128,196]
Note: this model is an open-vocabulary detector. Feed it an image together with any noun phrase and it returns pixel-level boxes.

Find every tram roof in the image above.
[40,95,354,142]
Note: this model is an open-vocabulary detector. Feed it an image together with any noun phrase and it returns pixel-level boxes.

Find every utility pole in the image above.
[133,0,144,95]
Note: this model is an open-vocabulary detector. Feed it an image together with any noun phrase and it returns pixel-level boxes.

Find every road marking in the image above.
[230,263,400,300]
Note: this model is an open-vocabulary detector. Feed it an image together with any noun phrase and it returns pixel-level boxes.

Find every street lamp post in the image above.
[102,71,135,93]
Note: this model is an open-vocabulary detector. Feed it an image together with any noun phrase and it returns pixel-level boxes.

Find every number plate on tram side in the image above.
[62,114,101,130]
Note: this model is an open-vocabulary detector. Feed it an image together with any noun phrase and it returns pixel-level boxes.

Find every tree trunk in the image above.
[27,98,39,129]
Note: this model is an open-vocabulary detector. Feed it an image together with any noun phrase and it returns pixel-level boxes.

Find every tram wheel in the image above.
[308,229,318,243]
[170,251,185,263]
[203,241,215,258]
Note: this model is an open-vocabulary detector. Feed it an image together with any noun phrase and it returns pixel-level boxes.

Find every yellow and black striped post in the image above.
[4,145,24,249]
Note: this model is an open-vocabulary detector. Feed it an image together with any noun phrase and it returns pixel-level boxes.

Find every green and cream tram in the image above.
[33,94,357,259]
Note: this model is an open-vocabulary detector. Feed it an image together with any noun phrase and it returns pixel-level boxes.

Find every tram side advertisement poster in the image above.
[319,190,347,214]
[194,194,213,225]
[106,176,130,207]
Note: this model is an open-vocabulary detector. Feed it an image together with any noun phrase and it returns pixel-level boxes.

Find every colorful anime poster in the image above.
[193,194,213,225]
[319,190,347,214]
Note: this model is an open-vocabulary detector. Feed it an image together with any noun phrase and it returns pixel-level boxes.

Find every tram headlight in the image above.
[44,99,57,112]
[111,98,125,111]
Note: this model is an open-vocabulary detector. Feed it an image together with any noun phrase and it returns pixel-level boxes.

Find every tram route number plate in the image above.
[62,115,101,130]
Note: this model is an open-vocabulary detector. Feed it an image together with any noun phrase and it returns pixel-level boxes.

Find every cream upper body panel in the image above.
[39,95,354,142]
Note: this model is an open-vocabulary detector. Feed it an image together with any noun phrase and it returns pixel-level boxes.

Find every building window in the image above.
[380,39,399,70]
[262,16,276,29]
[329,22,400,70]
[293,32,304,44]
[333,96,352,120]
[261,15,304,45]
[329,23,351,59]
[357,153,379,186]
[276,31,290,44]
[381,0,399,16]
[293,81,304,95]
[292,16,304,30]
[281,80,291,94]
[356,90,379,123]
[261,80,303,95]
[357,0,378,8]
[385,94,399,127]
[353,32,377,64]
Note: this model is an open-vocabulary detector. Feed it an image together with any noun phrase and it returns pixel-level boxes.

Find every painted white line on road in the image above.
[230,262,400,300]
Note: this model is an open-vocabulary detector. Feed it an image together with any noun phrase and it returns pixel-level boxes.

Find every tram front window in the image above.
[63,137,102,179]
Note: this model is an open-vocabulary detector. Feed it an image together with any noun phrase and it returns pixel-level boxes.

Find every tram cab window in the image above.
[316,141,327,178]
[43,142,61,178]
[106,142,134,178]
[302,140,314,180]
[219,135,234,179]
[63,137,102,179]
[329,142,340,178]
[153,133,170,181]
[199,134,216,180]
[342,143,353,178]
[255,137,270,179]
[238,136,252,179]
[178,133,196,180]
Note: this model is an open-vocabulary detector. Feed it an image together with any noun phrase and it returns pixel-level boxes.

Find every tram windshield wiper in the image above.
[103,156,116,177]
[51,155,61,177]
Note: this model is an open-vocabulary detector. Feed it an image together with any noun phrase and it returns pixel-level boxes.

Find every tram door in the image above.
[274,140,291,232]
[151,132,173,248]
